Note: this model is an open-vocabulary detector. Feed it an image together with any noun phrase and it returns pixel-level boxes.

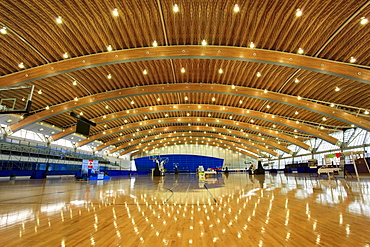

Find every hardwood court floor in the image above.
[0,173,369,247]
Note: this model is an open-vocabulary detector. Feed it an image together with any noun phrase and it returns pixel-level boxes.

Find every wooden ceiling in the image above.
[0,0,369,158]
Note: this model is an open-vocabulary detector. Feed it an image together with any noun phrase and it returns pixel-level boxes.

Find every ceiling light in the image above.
[131,101,135,104]
[256,72,261,77]
[63,52,68,59]
[79,112,83,116]
[229,116,232,119]
[349,57,356,63]
[231,85,235,89]
[113,8,119,16]
[18,62,25,69]
[0,27,7,34]
[143,69,148,75]
[212,97,216,101]
[56,16,63,24]
[320,126,324,129]
[264,89,268,93]
[297,48,304,54]
[107,74,112,79]
[38,90,42,94]
[152,40,158,47]
[157,97,161,102]
[294,78,300,83]
[239,100,243,104]
[365,110,369,115]
[250,119,254,123]
[297,96,302,100]
[360,17,368,25]
[72,80,77,86]
[330,103,335,107]
[218,68,223,74]
[272,124,276,128]
[187,113,190,116]
[201,40,207,46]
[322,117,327,121]
[266,105,271,109]
[233,4,240,12]
[105,105,109,109]
[184,96,188,100]
[295,9,302,17]
[107,45,113,51]
[39,128,44,131]
[181,67,185,73]
[45,106,49,110]
[173,4,179,12]
[6,119,12,123]
[74,97,78,101]
[295,111,299,115]
[296,121,299,124]
[249,42,255,48]
[335,87,340,92]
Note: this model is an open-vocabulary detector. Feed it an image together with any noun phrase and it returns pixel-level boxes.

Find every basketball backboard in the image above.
[0,85,34,114]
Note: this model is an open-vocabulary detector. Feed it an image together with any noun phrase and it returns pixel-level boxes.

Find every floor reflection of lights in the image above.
[0,173,370,246]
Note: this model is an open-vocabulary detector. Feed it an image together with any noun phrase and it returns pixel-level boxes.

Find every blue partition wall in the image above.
[135,154,224,173]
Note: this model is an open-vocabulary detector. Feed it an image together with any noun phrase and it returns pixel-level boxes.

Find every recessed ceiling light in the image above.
[233,4,240,12]
[360,17,368,25]
[56,16,63,24]
[0,27,7,34]
[201,40,207,46]
[112,8,119,16]
[296,9,302,17]
[173,4,179,12]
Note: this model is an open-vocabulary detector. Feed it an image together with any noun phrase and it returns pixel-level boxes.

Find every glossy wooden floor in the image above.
[1,173,370,246]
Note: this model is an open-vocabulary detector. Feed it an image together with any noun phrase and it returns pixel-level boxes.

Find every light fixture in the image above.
[218,68,223,74]
[157,97,161,102]
[184,96,188,100]
[63,52,69,59]
[365,110,369,115]
[181,67,185,73]
[296,9,302,17]
[107,45,113,51]
[143,69,148,75]
[18,62,25,69]
[173,4,179,12]
[335,87,340,92]
[297,48,304,54]
[74,97,78,101]
[249,42,255,48]
[107,74,112,79]
[79,112,83,116]
[322,117,327,121]
[239,100,243,104]
[231,85,235,89]
[330,103,335,107]
[297,96,302,100]
[56,16,63,24]
[295,111,299,115]
[294,78,300,83]
[360,17,368,25]
[39,128,44,131]
[256,72,261,77]
[233,4,240,12]
[0,27,7,34]
[152,40,158,47]
[38,90,43,94]
[264,89,268,93]
[266,105,271,109]
[72,80,77,86]
[201,40,207,46]
[105,105,109,109]
[45,106,49,110]
[113,8,119,16]
[212,97,216,101]
[131,101,135,104]
[349,57,356,63]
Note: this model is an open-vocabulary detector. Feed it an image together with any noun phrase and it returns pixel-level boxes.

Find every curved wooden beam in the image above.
[94,124,292,154]
[109,132,277,156]
[65,104,337,147]
[10,84,369,134]
[119,137,259,159]
[85,121,308,151]
[1,46,368,86]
